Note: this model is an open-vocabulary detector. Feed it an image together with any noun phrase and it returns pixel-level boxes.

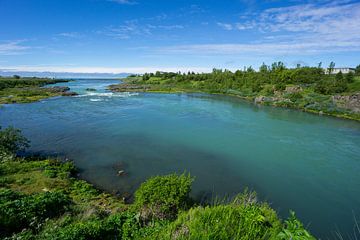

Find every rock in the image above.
[49,86,70,92]
[254,96,266,104]
[254,96,278,104]
[109,84,151,92]
[332,93,360,113]
[61,91,78,96]
[86,88,97,91]
[285,86,303,94]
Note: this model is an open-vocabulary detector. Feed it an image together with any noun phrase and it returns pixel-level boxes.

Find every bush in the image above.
[134,173,193,221]
[38,212,141,240]
[277,211,315,240]
[0,126,29,156]
[0,189,71,236]
[158,192,282,240]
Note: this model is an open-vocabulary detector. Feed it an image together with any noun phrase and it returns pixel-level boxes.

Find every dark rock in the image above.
[61,91,78,96]
[49,86,70,92]
[109,84,151,92]
[86,88,97,91]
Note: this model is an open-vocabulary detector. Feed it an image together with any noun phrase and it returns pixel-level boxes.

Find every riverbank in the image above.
[0,77,76,105]
[0,127,316,239]
[109,71,360,121]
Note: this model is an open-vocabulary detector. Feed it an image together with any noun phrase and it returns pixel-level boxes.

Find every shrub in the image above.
[0,126,29,156]
[39,212,141,240]
[159,192,282,240]
[277,211,315,240]
[134,173,193,221]
[0,189,71,236]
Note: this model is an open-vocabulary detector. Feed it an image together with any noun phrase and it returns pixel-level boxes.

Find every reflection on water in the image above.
[1,79,360,238]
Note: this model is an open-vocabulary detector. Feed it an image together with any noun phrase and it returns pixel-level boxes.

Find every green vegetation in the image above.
[110,62,360,121]
[0,76,70,104]
[0,127,316,239]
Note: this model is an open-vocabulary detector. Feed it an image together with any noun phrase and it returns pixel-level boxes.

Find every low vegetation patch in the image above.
[0,76,71,104]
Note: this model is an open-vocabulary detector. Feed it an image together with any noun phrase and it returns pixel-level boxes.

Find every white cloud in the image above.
[217,23,233,31]
[107,0,137,5]
[57,32,82,38]
[99,21,184,39]
[156,40,360,56]
[181,1,360,56]
[0,41,30,55]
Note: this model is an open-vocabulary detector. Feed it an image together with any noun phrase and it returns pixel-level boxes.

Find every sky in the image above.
[0,0,360,74]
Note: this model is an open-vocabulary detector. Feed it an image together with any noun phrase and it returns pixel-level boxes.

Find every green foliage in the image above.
[277,211,315,240]
[157,191,282,240]
[346,72,355,83]
[355,64,360,76]
[315,75,348,95]
[0,126,29,156]
[0,189,70,236]
[134,173,193,220]
[0,77,69,104]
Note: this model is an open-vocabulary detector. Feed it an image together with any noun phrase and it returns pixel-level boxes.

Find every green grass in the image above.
[0,77,69,104]
[348,76,360,92]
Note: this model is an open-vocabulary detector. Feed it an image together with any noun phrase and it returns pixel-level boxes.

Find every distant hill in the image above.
[0,70,131,79]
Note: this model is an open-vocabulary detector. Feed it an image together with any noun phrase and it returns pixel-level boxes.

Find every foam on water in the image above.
[78,92,139,98]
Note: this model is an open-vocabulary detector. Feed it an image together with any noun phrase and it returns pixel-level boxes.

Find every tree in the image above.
[0,126,30,155]
[328,62,335,74]
[355,64,360,76]
[13,75,21,79]
[346,72,355,83]
[335,71,343,81]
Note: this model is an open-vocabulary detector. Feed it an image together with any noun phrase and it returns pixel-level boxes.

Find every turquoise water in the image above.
[1,79,360,238]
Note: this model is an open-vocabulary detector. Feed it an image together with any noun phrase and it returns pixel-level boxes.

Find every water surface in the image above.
[1,79,359,239]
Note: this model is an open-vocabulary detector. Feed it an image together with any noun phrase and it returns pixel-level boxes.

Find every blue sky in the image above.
[0,0,360,74]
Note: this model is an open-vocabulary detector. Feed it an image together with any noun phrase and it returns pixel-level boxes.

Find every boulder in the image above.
[49,86,70,92]
[332,93,360,113]
[61,91,78,96]
[86,88,97,92]
[285,86,303,94]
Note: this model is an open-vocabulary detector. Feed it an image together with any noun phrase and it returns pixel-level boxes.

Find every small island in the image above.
[0,75,76,105]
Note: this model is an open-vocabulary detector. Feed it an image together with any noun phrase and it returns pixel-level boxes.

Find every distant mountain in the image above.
[0,70,131,79]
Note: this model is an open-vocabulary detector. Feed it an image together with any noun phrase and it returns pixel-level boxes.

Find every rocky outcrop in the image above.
[332,93,360,113]
[48,86,78,96]
[285,86,303,94]
[61,91,78,96]
[49,86,70,92]
[109,84,151,92]
[254,96,282,104]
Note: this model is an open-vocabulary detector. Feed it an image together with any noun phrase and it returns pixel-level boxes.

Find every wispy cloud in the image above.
[107,0,137,5]
[99,20,184,39]
[217,22,233,31]
[156,40,360,56]
[57,32,82,38]
[195,1,360,56]
[0,40,30,55]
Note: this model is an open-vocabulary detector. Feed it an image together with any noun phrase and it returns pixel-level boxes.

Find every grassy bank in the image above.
[0,76,72,104]
[109,66,360,121]
[0,127,316,239]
